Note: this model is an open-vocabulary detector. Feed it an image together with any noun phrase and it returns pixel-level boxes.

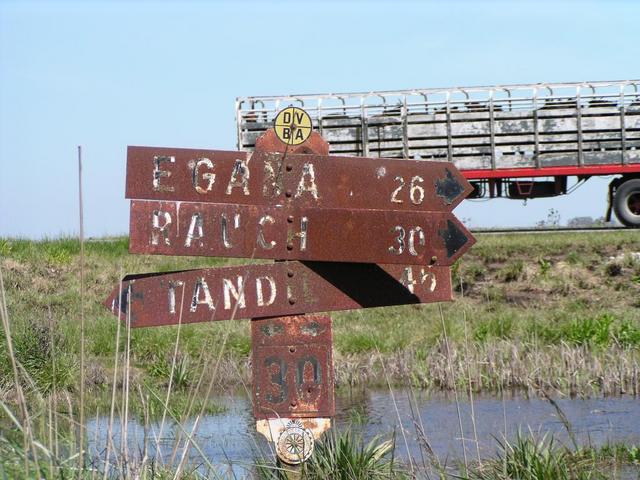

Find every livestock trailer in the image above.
[236,80,640,227]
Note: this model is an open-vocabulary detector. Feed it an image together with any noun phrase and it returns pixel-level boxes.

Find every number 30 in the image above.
[388,226,426,256]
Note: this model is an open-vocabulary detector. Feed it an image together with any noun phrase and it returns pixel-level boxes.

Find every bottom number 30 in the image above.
[388,226,426,256]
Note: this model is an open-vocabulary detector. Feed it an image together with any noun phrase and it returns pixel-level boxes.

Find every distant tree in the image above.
[536,208,561,228]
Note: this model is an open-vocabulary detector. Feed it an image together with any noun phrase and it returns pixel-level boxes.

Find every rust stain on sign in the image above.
[104,262,452,327]
[255,129,330,156]
[128,200,474,266]
[252,315,334,419]
[125,146,472,212]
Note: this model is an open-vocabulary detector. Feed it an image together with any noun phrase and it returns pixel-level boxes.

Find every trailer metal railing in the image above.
[236,80,640,172]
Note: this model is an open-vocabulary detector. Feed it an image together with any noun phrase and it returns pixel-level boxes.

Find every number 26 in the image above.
[390,176,425,205]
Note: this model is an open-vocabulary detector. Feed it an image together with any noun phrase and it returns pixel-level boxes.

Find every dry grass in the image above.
[332,340,640,395]
[1,232,639,399]
[1,231,639,477]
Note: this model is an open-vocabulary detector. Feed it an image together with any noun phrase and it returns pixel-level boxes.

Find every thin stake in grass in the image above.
[78,144,86,475]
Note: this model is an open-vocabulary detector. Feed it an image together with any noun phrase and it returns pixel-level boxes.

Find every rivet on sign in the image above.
[287,243,294,251]
[287,270,294,278]
[287,216,294,223]
[286,164,293,172]
[290,401,297,408]
[285,190,292,198]
[289,346,296,353]
[289,297,297,305]
[431,256,438,264]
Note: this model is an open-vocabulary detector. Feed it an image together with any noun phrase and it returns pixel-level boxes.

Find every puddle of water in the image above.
[339,389,640,460]
[87,389,640,476]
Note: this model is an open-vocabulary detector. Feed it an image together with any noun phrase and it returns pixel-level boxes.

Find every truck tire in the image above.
[613,178,640,227]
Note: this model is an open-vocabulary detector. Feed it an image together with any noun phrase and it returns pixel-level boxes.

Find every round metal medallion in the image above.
[275,420,314,464]
[273,106,312,146]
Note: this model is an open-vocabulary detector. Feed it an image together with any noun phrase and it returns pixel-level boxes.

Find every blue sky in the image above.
[1,0,638,238]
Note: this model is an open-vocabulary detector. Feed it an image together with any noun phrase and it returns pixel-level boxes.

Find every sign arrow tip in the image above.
[439,219,476,261]
[103,283,129,319]
[435,168,466,207]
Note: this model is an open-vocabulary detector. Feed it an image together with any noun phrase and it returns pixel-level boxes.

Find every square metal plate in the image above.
[252,315,334,419]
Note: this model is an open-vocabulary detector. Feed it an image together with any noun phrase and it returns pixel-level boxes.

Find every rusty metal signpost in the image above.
[105,107,475,468]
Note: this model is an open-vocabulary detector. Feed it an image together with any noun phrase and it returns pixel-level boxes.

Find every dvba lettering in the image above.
[280,127,306,141]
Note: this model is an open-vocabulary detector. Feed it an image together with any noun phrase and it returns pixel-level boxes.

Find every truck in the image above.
[235,80,640,227]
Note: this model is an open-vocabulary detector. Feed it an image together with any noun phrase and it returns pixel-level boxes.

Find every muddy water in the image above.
[87,389,640,476]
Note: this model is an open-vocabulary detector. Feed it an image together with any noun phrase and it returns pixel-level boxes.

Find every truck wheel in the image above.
[613,178,640,227]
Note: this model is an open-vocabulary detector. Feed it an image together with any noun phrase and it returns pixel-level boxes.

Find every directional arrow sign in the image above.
[104,262,452,327]
[128,200,474,266]
[125,146,472,212]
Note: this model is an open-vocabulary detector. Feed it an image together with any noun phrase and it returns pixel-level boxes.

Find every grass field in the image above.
[1,231,640,478]
[1,231,639,398]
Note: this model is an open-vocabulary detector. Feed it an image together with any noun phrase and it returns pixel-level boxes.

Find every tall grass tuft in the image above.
[255,429,405,479]
[467,431,605,480]
[303,429,403,479]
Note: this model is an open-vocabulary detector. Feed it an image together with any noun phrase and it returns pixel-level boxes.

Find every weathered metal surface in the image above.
[255,129,329,156]
[125,147,472,211]
[252,315,334,419]
[128,199,474,265]
[104,261,452,327]
[236,80,640,171]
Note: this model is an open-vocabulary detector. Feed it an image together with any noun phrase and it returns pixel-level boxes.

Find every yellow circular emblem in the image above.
[274,107,312,146]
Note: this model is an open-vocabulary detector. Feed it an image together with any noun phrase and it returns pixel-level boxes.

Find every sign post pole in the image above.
[252,314,333,465]
[250,116,336,467]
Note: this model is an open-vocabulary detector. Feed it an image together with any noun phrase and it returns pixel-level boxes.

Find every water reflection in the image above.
[87,388,640,476]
